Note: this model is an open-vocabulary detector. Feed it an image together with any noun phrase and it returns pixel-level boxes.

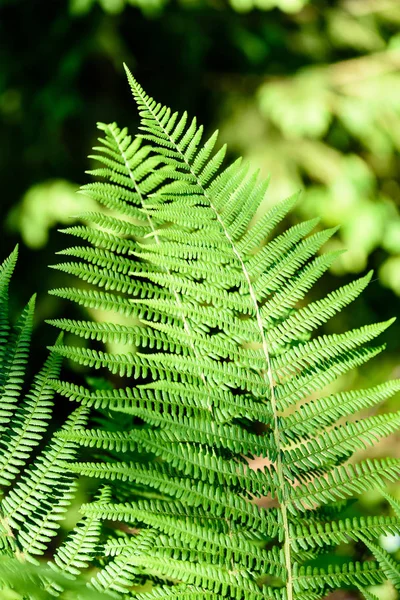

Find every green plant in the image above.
[1,70,400,599]
[44,69,400,599]
[0,249,115,599]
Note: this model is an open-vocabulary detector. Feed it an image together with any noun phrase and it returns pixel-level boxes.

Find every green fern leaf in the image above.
[45,71,400,599]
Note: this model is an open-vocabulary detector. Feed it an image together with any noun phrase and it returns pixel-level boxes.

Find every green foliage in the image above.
[3,0,400,364]
[1,2,400,598]
[6,181,97,250]
[41,72,400,599]
[69,0,309,16]
[0,249,115,599]
[219,5,400,291]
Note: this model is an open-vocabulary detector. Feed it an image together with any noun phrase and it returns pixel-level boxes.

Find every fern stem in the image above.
[129,81,294,599]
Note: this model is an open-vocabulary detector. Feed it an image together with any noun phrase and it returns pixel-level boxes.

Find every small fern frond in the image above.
[1,406,88,558]
[0,295,35,427]
[0,249,110,597]
[67,461,280,534]
[45,486,110,595]
[90,529,158,596]
[282,379,400,441]
[291,515,400,552]
[288,459,400,512]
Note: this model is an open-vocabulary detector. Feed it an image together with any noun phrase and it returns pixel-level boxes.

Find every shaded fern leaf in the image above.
[0,249,109,599]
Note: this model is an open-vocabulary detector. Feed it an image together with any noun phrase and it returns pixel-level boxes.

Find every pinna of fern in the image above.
[47,67,400,600]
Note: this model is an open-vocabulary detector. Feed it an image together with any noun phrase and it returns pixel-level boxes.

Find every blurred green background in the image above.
[1,1,400,598]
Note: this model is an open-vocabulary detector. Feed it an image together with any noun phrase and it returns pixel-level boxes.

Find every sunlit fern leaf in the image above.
[135,586,244,600]
[281,379,400,442]
[135,588,321,600]
[125,554,266,599]
[290,514,400,553]
[47,70,400,599]
[381,491,400,520]
[1,406,88,559]
[284,410,400,476]
[66,461,281,535]
[149,533,284,579]
[56,419,274,459]
[287,459,400,512]
[50,379,272,424]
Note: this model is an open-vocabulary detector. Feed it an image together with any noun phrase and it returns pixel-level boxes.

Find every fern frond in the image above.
[136,586,218,600]
[60,430,278,497]
[46,72,400,599]
[275,345,386,411]
[90,529,158,596]
[263,270,372,341]
[382,491,400,518]
[67,461,280,534]
[127,554,265,598]
[57,419,273,458]
[357,587,381,600]
[51,378,271,424]
[0,555,115,599]
[285,411,400,474]
[0,250,116,598]
[1,406,88,558]
[45,486,110,596]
